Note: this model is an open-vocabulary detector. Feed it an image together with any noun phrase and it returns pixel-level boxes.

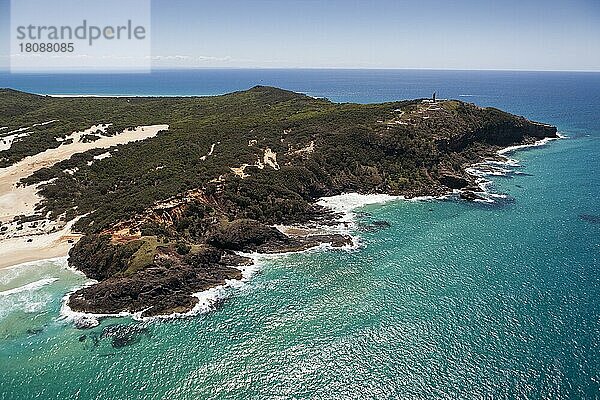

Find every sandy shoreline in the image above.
[0,220,82,270]
[0,124,168,270]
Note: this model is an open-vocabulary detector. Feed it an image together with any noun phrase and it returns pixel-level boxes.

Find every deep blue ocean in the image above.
[0,69,599,399]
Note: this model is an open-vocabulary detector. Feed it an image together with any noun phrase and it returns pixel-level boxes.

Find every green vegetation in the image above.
[124,236,159,276]
[0,86,557,316]
[2,86,556,236]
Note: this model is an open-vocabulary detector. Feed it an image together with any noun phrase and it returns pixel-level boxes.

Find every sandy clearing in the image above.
[33,120,59,127]
[0,131,30,151]
[229,148,280,179]
[93,151,112,160]
[207,143,216,156]
[263,148,280,170]
[0,219,82,270]
[230,164,252,179]
[4,126,30,136]
[288,141,315,156]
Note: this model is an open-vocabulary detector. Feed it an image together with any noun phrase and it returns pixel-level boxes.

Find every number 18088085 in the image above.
[18,42,74,53]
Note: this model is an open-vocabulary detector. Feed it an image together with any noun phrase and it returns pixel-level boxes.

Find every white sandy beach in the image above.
[0,220,81,270]
[0,124,168,270]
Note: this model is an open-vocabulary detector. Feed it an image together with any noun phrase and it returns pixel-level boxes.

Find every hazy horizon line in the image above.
[1,67,599,74]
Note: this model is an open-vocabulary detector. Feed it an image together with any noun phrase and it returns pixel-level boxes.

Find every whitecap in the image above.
[497,135,562,155]
[317,193,403,223]
[0,277,59,297]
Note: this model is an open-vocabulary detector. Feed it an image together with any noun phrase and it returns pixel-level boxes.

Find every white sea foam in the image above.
[58,234,367,326]
[0,266,63,319]
[317,193,402,225]
[140,259,269,321]
[316,192,442,230]
[0,277,59,297]
[486,159,521,167]
[0,257,69,276]
[135,251,292,321]
[318,192,401,211]
[463,133,565,202]
[59,282,116,328]
[308,192,445,250]
[497,135,561,155]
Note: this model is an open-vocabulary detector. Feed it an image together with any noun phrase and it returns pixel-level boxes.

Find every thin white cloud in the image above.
[148,54,288,67]
[150,55,232,63]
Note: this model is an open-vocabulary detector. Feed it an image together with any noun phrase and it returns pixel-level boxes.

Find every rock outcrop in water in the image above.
[68,215,352,317]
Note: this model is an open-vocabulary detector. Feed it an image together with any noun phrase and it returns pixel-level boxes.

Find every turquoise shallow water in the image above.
[0,70,599,399]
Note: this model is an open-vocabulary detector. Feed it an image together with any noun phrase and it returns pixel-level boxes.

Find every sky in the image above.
[1,0,599,71]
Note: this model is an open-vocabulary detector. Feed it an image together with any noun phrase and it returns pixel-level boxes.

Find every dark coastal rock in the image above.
[69,235,143,280]
[68,218,351,316]
[74,316,100,330]
[580,214,600,224]
[355,211,373,218]
[449,117,558,150]
[183,245,223,265]
[207,219,289,251]
[68,251,243,317]
[258,233,353,253]
[439,174,469,189]
[47,88,558,319]
[207,218,352,253]
[459,191,487,201]
[358,220,392,232]
[219,252,254,266]
[464,185,484,192]
[100,324,150,348]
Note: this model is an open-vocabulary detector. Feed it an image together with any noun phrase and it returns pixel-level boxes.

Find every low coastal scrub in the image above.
[0,86,557,317]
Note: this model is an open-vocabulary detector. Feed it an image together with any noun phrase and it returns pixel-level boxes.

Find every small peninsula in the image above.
[0,86,557,318]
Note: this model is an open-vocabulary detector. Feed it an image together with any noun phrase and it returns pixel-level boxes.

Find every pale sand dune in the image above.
[0,124,168,269]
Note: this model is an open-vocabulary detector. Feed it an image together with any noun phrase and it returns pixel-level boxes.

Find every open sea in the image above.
[0,69,599,399]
